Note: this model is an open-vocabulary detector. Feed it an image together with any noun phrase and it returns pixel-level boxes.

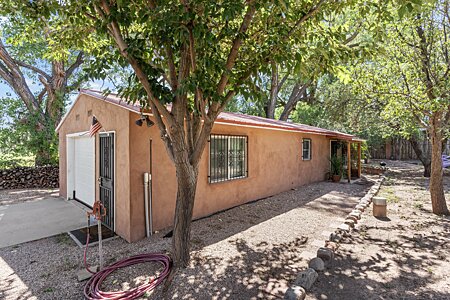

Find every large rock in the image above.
[308,257,325,272]
[317,247,334,266]
[294,268,318,290]
[284,286,306,300]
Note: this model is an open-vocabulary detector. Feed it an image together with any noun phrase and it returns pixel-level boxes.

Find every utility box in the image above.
[372,196,387,217]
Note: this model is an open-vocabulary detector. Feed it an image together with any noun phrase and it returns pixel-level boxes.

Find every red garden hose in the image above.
[83,231,172,299]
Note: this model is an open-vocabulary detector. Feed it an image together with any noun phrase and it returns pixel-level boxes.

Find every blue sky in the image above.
[0,79,113,108]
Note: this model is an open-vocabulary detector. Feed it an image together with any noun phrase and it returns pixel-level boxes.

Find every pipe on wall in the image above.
[144,172,153,237]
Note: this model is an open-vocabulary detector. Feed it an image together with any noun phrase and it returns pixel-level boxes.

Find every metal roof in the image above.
[57,89,362,142]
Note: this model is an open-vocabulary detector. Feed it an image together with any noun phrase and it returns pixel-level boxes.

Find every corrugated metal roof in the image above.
[57,89,361,141]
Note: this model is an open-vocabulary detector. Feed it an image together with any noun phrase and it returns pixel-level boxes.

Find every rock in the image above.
[337,223,350,232]
[329,232,342,242]
[317,247,334,266]
[355,205,365,212]
[308,257,325,272]
[350,211,361,220]
[346,215,358,223]
[284,286,306,300]
[361,195,371,202]
[360,200,369,207]
[294,268,318,290]
[325,241,340,252]
[344,219,355,228]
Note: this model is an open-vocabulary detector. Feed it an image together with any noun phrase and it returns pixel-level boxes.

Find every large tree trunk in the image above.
[429,121,449,215]
[170,131,201,268]
[172,164,198,268]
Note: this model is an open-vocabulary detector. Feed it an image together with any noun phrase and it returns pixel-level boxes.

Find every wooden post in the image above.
[347,141,351,183]
[357,142,361,178]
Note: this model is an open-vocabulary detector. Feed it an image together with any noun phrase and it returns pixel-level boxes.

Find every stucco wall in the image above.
[128,118,331,240]
[58,94,131,240]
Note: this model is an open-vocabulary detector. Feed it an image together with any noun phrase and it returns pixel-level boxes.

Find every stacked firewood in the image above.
[0,166,59,190]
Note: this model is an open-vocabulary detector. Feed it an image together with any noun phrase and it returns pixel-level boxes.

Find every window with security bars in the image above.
[302,138,312,160]
[209,135,248,183]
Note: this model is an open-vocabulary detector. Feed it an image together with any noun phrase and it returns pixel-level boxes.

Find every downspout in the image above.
[144,172,153,237]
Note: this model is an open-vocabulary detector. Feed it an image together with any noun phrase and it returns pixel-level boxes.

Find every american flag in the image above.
[89,116,102,137]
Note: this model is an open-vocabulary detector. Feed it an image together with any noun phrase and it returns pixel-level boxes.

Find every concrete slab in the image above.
[0,197,87,248]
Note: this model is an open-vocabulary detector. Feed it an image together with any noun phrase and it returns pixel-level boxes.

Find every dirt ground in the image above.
[0,178,373,300]
[308,160,450,300]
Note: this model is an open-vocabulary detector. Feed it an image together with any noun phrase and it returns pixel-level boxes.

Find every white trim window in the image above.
[209,135,248,183]
[302,138,312,160]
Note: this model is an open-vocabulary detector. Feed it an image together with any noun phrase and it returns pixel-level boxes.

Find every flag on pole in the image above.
[89,116,102,137]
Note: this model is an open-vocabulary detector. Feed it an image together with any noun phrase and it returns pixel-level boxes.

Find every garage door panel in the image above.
[70,135,95,207]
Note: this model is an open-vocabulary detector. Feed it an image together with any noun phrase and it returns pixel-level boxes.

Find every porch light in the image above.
[135,115,154,128]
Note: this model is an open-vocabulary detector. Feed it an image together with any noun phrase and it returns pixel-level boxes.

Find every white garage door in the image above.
[67,134,95,207]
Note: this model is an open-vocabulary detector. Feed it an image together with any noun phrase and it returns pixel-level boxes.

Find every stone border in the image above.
[284,176,386,300]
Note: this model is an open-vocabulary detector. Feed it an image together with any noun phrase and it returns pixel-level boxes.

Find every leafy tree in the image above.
[240,3,387,122]
[352,0,450,215]
[17,0,415,267]
[0,11,84,165]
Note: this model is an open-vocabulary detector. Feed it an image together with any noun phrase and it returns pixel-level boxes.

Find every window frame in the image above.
[208,134,248,183]
[302,138,312,161]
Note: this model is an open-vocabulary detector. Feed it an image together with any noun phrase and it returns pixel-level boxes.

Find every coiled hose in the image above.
[83,232,172,299]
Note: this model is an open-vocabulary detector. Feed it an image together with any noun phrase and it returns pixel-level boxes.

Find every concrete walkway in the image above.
[0,197,86,248]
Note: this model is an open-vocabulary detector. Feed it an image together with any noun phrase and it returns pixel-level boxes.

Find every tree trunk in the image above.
[409,136,431,177]
[429,122,449,215]
[171,131,200,268]
[423,162,431,177]
[265,61,278,119]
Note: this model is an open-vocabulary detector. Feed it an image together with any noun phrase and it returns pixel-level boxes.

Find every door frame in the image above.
[66,131,95,206]
[98,131,116,232]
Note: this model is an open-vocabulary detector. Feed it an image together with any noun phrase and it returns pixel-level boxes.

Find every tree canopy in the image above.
[4,0,429,267]
[0,9,84,165]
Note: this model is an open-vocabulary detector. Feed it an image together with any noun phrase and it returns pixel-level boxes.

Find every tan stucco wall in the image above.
[128,118,331,240]
[58,94,131,240]
[59,94,331,243]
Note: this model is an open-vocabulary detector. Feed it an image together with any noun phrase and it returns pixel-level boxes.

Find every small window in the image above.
[209,135,248,183]
[302,138,312,160]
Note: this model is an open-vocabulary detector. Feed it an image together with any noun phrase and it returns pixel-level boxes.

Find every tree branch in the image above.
[216,1,256,95]
[65,52,84,78]
[13,59,52,81]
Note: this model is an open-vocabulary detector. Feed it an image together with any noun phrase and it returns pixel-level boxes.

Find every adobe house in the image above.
[56,90,362,242]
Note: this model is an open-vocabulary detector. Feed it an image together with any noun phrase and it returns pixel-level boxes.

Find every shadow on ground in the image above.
[309,220,450,300]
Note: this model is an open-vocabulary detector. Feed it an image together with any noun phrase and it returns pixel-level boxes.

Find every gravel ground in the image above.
[0,178,374,300]
[0,188,59,206]
[308,160,450,300]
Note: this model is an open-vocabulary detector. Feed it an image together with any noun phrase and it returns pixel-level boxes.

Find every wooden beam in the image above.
[357,142,361,178]
[347,141,351,183]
